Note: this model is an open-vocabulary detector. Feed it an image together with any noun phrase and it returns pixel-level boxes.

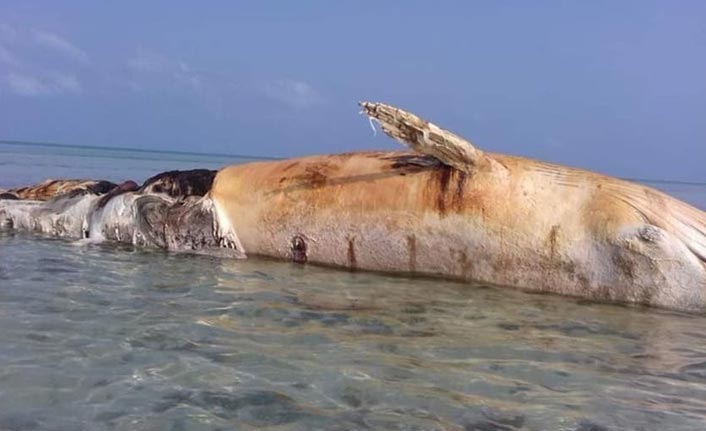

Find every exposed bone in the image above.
[360,101,497,173]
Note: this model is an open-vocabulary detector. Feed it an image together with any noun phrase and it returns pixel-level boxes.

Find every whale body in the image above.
[211,149,706,312]
[2,102,705,312]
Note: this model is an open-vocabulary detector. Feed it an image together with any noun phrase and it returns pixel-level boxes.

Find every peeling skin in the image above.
[0,175,245,259]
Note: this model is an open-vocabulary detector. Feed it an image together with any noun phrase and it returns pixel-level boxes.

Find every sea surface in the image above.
[2,141,706,430]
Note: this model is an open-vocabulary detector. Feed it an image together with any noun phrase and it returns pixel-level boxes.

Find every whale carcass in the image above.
[2,103,705,312]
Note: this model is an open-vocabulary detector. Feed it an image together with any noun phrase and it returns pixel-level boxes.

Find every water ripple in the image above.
[1,232,706,430]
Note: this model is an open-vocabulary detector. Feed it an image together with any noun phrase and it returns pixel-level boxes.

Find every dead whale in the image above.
[210,103,706,312]
[1,102,705,312]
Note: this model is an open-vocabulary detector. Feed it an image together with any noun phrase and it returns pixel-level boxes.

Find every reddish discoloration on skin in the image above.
[434,166,453,215]
[347,236,357,269]
[406,234,417,273]
[548,225,560,257]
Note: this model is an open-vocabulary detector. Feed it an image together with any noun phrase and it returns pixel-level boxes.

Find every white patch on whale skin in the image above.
[94,193,169,247]
[612,224,706,311]
[0,194,99,238]
[209,195,246,257]
[1,192,247,259]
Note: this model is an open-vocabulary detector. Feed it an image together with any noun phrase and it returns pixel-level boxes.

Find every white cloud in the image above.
[263,79,325,110]
[6,73,49,96]
[0,27,86,97]
[127,53,203,91]
[174,61,202,90]
[0,43,19,66]
[5,72,83,97]
[33,30,89,64]
[127,53,166,73]
[51,73,82,93]
[0,23,16,41]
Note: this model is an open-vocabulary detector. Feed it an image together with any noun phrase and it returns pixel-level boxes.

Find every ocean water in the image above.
[0,141,276,189]
[1,141,706,430]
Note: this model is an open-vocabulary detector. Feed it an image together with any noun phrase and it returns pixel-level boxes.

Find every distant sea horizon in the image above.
[2,139,705,209]
[0,139,277,190]
[0,139,283,162]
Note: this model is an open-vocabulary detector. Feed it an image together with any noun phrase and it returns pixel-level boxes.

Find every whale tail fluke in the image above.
[360,102,498,173]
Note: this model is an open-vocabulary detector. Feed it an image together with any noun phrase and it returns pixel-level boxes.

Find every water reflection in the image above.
[1,232,705,430]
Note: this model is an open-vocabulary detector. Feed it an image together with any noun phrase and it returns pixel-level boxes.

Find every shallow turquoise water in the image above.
[2,142,706,430]
[1,233,706,430]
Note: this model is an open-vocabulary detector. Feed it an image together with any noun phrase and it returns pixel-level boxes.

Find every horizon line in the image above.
[0,139,283,161]
[2,139,706,187]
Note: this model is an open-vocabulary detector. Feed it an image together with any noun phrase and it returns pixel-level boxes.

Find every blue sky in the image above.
[0,1,704,181]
